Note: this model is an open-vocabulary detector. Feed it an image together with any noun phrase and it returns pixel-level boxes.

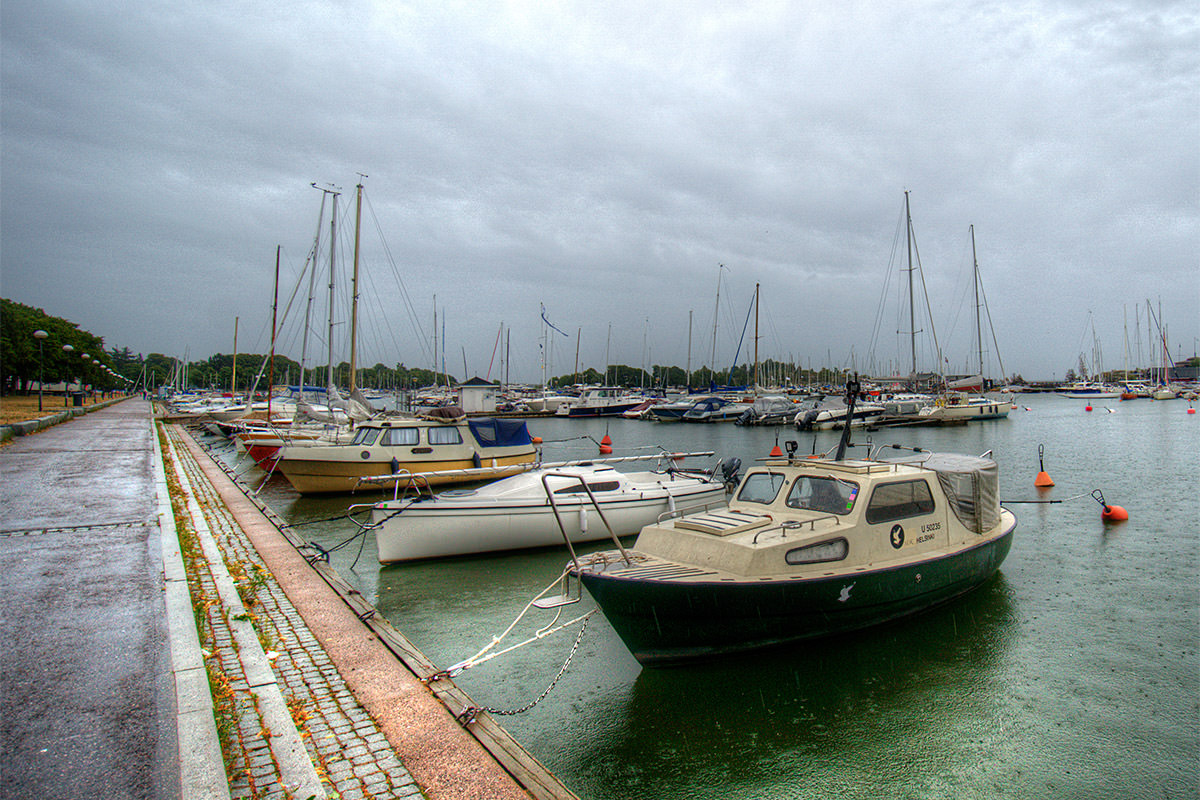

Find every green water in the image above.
[225,394,1199,799]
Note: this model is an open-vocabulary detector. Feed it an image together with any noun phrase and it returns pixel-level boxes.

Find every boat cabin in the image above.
[633,454,1002,580]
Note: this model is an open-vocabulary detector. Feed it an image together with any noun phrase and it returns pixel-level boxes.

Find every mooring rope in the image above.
[454,612,594,725]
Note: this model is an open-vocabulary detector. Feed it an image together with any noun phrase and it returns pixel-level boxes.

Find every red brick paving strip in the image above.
[177,429,535,800]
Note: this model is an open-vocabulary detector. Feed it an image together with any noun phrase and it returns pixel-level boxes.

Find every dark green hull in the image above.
[578,523,1015,666]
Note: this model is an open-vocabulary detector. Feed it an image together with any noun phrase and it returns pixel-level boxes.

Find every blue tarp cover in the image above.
[467,417,532,448]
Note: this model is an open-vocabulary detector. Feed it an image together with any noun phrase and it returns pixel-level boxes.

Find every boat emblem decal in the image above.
[838,583,855,603]
[890,524,905,549]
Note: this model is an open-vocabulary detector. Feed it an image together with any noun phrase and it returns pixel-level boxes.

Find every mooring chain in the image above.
[454,612,593,726]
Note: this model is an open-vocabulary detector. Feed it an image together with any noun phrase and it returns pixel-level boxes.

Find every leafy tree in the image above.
[1,298,113,393]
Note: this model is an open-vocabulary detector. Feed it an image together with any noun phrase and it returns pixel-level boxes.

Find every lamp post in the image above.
[62,345,74,405]
[33,330,48,411]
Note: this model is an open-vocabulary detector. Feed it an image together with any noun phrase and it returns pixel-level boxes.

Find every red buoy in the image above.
[600,434,612,446]
[1189,407,1196,415]
[1092,489,1128,522]
[1101,504,1129,522]
[599,444,613,454]
[769,443,783,457]
[1085,405,1093,412]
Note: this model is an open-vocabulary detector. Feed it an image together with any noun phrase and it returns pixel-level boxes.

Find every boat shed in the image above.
[456,376,499,414]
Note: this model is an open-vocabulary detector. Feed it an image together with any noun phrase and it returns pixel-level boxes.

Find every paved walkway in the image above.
[0,399,563,800]
[1,399,177,800]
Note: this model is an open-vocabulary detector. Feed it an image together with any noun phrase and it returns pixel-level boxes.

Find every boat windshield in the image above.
[351,427,380,446]
[786,476,859,515]
[736,471,787,505]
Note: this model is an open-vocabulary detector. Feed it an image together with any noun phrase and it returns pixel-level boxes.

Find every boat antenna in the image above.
[835,373,860,461]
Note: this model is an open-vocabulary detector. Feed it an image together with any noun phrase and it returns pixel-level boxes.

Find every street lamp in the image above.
[62,345,74,405]
[33,330,48,411]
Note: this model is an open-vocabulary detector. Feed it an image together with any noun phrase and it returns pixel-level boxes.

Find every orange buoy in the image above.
[1188,407,1196,415]
[599,444,613,454]
[600,433,612,446]
[531,436,543,444]
[1085,405,1093,412]
[769,443,783,457]
[1102,504,1129,522]
[1092,490,1128,522]
[1034,444,1055,487]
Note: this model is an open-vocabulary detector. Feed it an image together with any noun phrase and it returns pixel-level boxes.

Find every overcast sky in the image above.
[3,0,1196,384]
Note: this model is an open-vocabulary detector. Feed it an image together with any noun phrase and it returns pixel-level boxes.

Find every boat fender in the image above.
[579,506,588,534]
[472,452,482,469]
[390,457,400,474]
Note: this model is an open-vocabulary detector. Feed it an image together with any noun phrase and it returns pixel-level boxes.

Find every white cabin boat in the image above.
[369,459,735,563]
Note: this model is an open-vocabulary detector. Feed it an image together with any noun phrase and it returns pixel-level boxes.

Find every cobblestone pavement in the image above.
[162,424,424,800]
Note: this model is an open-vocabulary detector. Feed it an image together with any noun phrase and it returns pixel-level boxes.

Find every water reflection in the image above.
[555,575,1018,800]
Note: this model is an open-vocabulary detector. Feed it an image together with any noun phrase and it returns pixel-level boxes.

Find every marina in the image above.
[201,391,1197,800]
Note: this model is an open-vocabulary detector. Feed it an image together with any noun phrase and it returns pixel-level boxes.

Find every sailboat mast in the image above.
[711,264,722,373]
[301,187,331,402]
[905,191,916,379]
[970,224,984,383]
[349,177,365,393]
[326,189,340,391]
[231,316,239,397]
[686,309,692,390]
[753,282,760,389]
[268,245,279,419]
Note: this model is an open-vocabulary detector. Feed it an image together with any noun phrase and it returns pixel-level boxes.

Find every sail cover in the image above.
[923,453,1000,534]
[467,418,532,448]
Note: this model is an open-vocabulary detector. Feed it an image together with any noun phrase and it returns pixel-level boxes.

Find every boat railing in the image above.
[752,515,840,544]
[541,471,632,570]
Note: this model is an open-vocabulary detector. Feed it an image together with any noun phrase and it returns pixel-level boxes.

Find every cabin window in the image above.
[350,428,380,446]
[553,481,622,495]
[380,428,419,446]
[736,472,786,505]
[785,538,849,565]
[428,427,463,445]
[785,476,859,515]
[865,480,936,524]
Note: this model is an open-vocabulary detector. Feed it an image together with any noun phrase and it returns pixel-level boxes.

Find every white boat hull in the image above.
[374,481,726,563]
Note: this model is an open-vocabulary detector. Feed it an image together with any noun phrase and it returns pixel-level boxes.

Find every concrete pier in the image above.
[0,399,576,800]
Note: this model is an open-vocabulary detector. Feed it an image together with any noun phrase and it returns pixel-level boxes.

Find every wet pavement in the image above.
[0,398,570,800]
[0,399,175,800]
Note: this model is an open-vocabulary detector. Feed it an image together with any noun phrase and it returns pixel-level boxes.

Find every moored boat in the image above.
[793,396,887,430]
[275,411,537,494]
[565,443,1016,665]
[555,387,644,417]
[368,454,736,563]
[681,395,752,423]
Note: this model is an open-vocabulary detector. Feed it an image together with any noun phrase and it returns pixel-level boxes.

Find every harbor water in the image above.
[208,394,1198,799]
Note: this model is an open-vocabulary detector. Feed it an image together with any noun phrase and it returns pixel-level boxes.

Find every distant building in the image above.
[456,377,498,413]
[1170,359,1199,381]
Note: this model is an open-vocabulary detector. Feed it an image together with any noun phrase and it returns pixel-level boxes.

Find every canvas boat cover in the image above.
[922,453,1001,534]
[467,417,532,448]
